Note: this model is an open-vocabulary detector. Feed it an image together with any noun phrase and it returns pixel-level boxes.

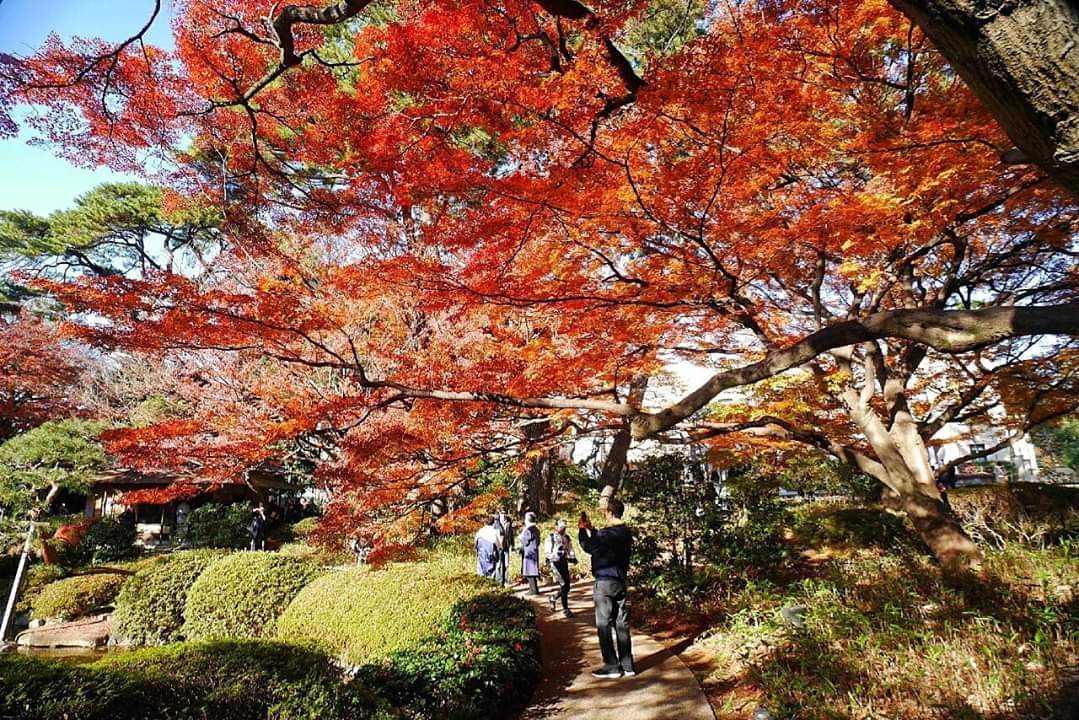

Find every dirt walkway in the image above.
[519,579,715,720]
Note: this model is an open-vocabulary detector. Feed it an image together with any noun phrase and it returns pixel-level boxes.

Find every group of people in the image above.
[474,500,636,679]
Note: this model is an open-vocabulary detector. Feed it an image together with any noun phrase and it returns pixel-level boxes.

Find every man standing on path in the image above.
[578,499,636,678]
[496,510,515,586]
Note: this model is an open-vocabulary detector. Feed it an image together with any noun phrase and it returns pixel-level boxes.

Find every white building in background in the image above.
[571,361,1046,484]
[929,423,1041,483]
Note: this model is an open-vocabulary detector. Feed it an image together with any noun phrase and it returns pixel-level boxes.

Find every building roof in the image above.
[92,465,297,491]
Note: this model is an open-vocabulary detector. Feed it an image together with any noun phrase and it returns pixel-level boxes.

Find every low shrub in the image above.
[356,593,541,720]
[277,556,491,664]
[111,550,223,645]
[30,572,127,621]
[0,640,398,720]
[182,504,251,549]
[74,519,138,566]
[182,552,322,640]
[793,503,920,551]
[13,563,65,614]
[950,483,1079,547]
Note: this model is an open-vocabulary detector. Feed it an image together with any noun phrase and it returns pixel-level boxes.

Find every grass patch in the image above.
[649,500,1079,719]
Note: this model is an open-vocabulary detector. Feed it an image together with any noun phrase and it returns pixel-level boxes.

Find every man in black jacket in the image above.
[578,499,635,678]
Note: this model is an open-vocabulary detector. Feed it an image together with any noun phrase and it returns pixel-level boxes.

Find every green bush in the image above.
[12,563,65,614]
[30,572,127,620]
[0,640,398,720]
[356,593,541,720]
[793,503,920,551]
[111,550,223,645]
[75,518,137,565]
[182,552,322,640]
[277,557,491,664]
[182,504,251,549]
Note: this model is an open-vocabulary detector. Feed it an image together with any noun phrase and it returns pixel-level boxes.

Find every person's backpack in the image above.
[546,532,567,562]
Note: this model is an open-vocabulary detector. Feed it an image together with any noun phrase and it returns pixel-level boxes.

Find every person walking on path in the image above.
[546,519,577,617]
[496,510,515,586]
[519,511,542,595]
[475,515,503,579]
[578,499,635,678]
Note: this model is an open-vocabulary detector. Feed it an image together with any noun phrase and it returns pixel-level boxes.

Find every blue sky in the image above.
[0,0,175,215]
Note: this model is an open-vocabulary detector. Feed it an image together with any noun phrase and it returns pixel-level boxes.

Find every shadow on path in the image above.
[518,579,715,720]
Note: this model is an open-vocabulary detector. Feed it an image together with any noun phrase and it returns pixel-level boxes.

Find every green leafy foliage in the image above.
[181,503,250,549]
[355,593,541,720]
[111,550,222,645]
[277,556,491,664]
[0,420,109,506]
[182,552,322,640]
[0,640,397,720]
[0,183,221,278]
[72,518,137,565]
[29,572,127,621]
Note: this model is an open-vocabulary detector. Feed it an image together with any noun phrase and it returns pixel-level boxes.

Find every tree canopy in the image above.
[2,0,1077,571]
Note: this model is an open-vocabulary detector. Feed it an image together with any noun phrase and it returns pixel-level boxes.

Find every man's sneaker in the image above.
[563,608,574,618]
[621,668,637,677]
[548,595,557,611]
[591,667,622,679]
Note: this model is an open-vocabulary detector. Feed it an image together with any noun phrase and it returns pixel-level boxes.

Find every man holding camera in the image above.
[578,499,636,678]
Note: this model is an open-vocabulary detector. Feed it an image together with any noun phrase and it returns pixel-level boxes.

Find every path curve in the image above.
[519,579,715,720]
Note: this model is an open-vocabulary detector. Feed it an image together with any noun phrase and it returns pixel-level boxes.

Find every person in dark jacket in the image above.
[496,510,515,586]
[519,512,541,595]
[249,503,267,551]
[579,499,635,678]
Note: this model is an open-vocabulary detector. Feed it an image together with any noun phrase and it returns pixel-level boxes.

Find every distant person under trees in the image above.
[474,515,502,579]
[519,512,541,596]
[248,503,267,551]
[546,519,577,617]
[579,500,635,678]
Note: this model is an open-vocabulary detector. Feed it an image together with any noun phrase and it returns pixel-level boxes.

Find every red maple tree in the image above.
[4,0,1079,572]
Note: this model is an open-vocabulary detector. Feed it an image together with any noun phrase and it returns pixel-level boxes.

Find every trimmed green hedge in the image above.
[357,593,541,719]
[0,640,398,720]
[75,518,138,565]
[277,557,491,664]
[182,552,322,640]
[111,550,222,645]
[1,592,541,720]
[30,572,127,621]
[183,504,251,549]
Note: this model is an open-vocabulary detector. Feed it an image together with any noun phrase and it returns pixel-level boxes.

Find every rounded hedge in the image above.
[181,552,322,640]
[30,572,127,621]
[357,592,541,719]
[277,557,492,664]
[111,550,222,645]
[0,640,397,720]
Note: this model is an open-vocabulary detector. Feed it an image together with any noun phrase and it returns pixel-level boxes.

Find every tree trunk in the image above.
[518,419,553,518]
[890,0,1079,197]
[598,375,648,510]
[597,428,631,511]
[901,488,983,576]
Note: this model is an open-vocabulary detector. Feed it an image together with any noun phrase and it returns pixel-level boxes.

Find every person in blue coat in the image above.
[518,511,541,595]
[475,515,502,579]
